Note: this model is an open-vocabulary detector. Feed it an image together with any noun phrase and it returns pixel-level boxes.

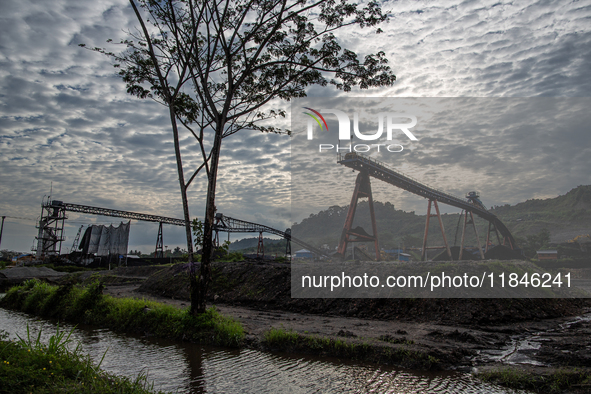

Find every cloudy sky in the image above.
[291,97,591,228]
[1,0,590,253]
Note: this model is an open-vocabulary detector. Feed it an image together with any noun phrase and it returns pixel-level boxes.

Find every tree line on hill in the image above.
[288,185,591,259]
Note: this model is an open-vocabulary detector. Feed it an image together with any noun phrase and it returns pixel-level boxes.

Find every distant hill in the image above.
[292,202,428,250]
[291,185,591,250]
[490,185,591,243]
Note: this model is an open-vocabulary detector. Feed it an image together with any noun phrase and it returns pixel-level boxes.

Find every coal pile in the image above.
[484,245,524,260]
[433,246,481,261]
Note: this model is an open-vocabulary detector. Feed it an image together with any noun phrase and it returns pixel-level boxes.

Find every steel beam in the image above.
[57,202,185,226]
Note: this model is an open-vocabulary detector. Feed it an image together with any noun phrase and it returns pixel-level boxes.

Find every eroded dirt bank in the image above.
[136,261,589,326]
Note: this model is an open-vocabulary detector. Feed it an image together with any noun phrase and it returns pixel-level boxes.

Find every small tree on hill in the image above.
[91,0,397,314]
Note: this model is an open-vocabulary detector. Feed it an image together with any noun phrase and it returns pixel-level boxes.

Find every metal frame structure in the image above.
[35,198,67,259]
[36,199,329,260]
[337,153,517,260]
[57,202,185,226]
[459,210,485,260]
[154,222,164,258]
[485,221,503,253]
[35,200,184,260]
[213,213,329,258]
[256,232,264,258]
[421,199,452,261]
[336,170,380,260]
[69,225,83,254]
[284,228,292,256]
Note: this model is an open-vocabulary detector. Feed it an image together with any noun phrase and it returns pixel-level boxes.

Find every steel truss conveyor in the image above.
[213,214,329,258]
[39,200,327,259]
[56,202,186,226]
[337,153,516,254]
[35,200,186,258]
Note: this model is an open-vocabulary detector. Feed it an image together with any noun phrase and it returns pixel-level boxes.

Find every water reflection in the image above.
[0,308,528,393]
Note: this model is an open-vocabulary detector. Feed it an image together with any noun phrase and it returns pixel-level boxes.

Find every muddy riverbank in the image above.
[7,261,591,392]
[105,282,591,368]
[98,263,590,382]
[0,308,531,394]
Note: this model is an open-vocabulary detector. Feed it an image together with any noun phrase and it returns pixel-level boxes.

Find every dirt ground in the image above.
[134,261,590,325]
[5,260,590,391]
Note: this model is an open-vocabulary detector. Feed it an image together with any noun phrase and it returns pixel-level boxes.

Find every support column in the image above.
[213,229,220,248]
[485,222,492,253]
[503,234,514,249]
[421,200,432,261]
[154,222,164,258]
[257,231,264,259]
[337,170,380,261]
[459,210,468,260]
[35,199,67,260]
[471,212,485,260]
[421,199,452,261]
[285,229,292,260]
[487,221,502,251]
[213,215,220,248]
[459,211,485,260]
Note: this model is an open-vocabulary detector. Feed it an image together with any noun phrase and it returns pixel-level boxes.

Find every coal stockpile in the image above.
[484,245,524,260]
[134,262,590,326]
[433,246,481,261]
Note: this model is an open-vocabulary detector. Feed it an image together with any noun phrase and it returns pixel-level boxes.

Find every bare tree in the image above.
[89,0,396,314]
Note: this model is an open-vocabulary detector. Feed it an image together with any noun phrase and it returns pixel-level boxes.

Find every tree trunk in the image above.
[167,105,194,261]
[193,122,224,314]
[167,104,202,315]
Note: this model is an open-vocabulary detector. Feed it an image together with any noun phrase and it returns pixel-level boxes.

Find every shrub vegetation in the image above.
[478,367,591,394]
[0,279,244,347]
[0,326,169,394]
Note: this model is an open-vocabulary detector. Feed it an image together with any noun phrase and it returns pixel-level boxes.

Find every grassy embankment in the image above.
[0,279,244,347]
[478,368,591,394]
[263,327,439,370]
[0,325,169,394]
[2,279,440,371]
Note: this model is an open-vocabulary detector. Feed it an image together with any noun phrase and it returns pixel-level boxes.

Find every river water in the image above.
[0,308,529,394]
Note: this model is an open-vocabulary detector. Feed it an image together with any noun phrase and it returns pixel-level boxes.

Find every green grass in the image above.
[264,327,299,345]
[216,251,245,262]
[0,280,244,348]
[262,327,439,370]
[0,327,168,394]
[478,367,591,393]
[210,272,238,293]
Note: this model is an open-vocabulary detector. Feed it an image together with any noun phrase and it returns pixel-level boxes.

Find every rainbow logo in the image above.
[303,107,328,131]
